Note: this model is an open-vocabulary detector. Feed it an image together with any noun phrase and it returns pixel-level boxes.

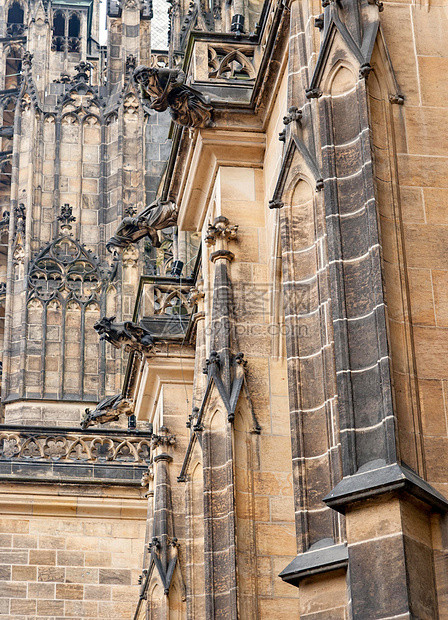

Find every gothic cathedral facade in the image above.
[0,0,447,617]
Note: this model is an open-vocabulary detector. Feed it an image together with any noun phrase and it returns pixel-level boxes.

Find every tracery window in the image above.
[29,237,100,303]
[68,13,81,51]
[6,2,24,36]
[1,97,15,153]
[4,45,22,90]
[52,11,81,53]
[52,12,66,51]
[68,13,80,37]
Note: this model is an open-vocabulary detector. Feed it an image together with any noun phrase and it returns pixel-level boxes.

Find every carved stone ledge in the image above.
[279,541,349,587]
[324,461,448,514]
[209,249,235,263]
[153,453,173,463]
[0,425,151,465]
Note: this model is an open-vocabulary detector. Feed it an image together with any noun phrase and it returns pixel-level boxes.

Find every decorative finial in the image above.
[73,61,92,83]
[57,204,76,233]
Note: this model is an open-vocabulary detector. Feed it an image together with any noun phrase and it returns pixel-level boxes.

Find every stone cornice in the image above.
[0,489,147,518]
[133,348,195,423]
[175,129,265,232]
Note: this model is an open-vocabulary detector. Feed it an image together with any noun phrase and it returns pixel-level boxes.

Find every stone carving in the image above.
[57,203,76,232]
[133,65,213,128]
[0,126,14,138]
[22,51,33,67]
[359,63,373,79]
[81,393,135,429]
[203,350,220,374]
[305,87,322,99]
[204,216,238,246]
[106,199,178,253]
[208,45,256,80]
[283,106,302,125]
[0,428,150,463]
[140,465,154,489]
[314,14,324,29]
[151,282,190,316]
[368,0,384,10]
[73,61,92,83]
[389,94,405,105]
[126,54,137,74]
[151,426,176,448]
[149,53,169,69]
[93,316,155,351]
[187,284,205,306]
[6,23,25,36]
[28,236,102,303]
[123,93,140,117]
[0,211,10,235]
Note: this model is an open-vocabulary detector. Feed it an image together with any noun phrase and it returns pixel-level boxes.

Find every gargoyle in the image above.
[0,126,14,139]
[94,316,155,351]
[106,199,178,254]
[81,393,134,429]
[133,65,213,128]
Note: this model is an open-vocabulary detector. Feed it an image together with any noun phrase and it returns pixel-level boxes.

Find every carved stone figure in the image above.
[94,316,155,351]
[133,65,213,128]
[81,394,134,429]
[106,199,178,253]
[204,216,238,246]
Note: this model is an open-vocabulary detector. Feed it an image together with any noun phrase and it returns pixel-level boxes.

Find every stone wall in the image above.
[0,484,146,619]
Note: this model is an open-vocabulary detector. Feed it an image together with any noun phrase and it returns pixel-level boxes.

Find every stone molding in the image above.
[175,130,265,231]
[323,461,448,514]
[279,542,349,586]
[0,424,151,465]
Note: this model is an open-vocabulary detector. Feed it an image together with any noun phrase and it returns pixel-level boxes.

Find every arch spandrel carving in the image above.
[28,235,102,304]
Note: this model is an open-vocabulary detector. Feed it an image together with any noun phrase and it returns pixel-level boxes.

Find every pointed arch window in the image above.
[68,13,81,51]
[6,2,24,36]
[1,97,16,153]
[7,1,23,23]
[52,11,66,51]
[52,11,81,53]
[29,236,101,303]
[4,46,22,90]
[68,13,80,37]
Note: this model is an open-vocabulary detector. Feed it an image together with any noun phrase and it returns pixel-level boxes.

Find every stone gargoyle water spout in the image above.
[94,316,155,352]
[133,65,214,128]
[81,393,134,429]
[106,198,178,254]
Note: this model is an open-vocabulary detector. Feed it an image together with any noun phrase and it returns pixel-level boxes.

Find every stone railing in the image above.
[51,36,81,53]
[191,38,259,84]
[185,35,260,107]
[0,425,151,465]
[135,275,197,340]
[208,44,257,81]
[6,23,26,36]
